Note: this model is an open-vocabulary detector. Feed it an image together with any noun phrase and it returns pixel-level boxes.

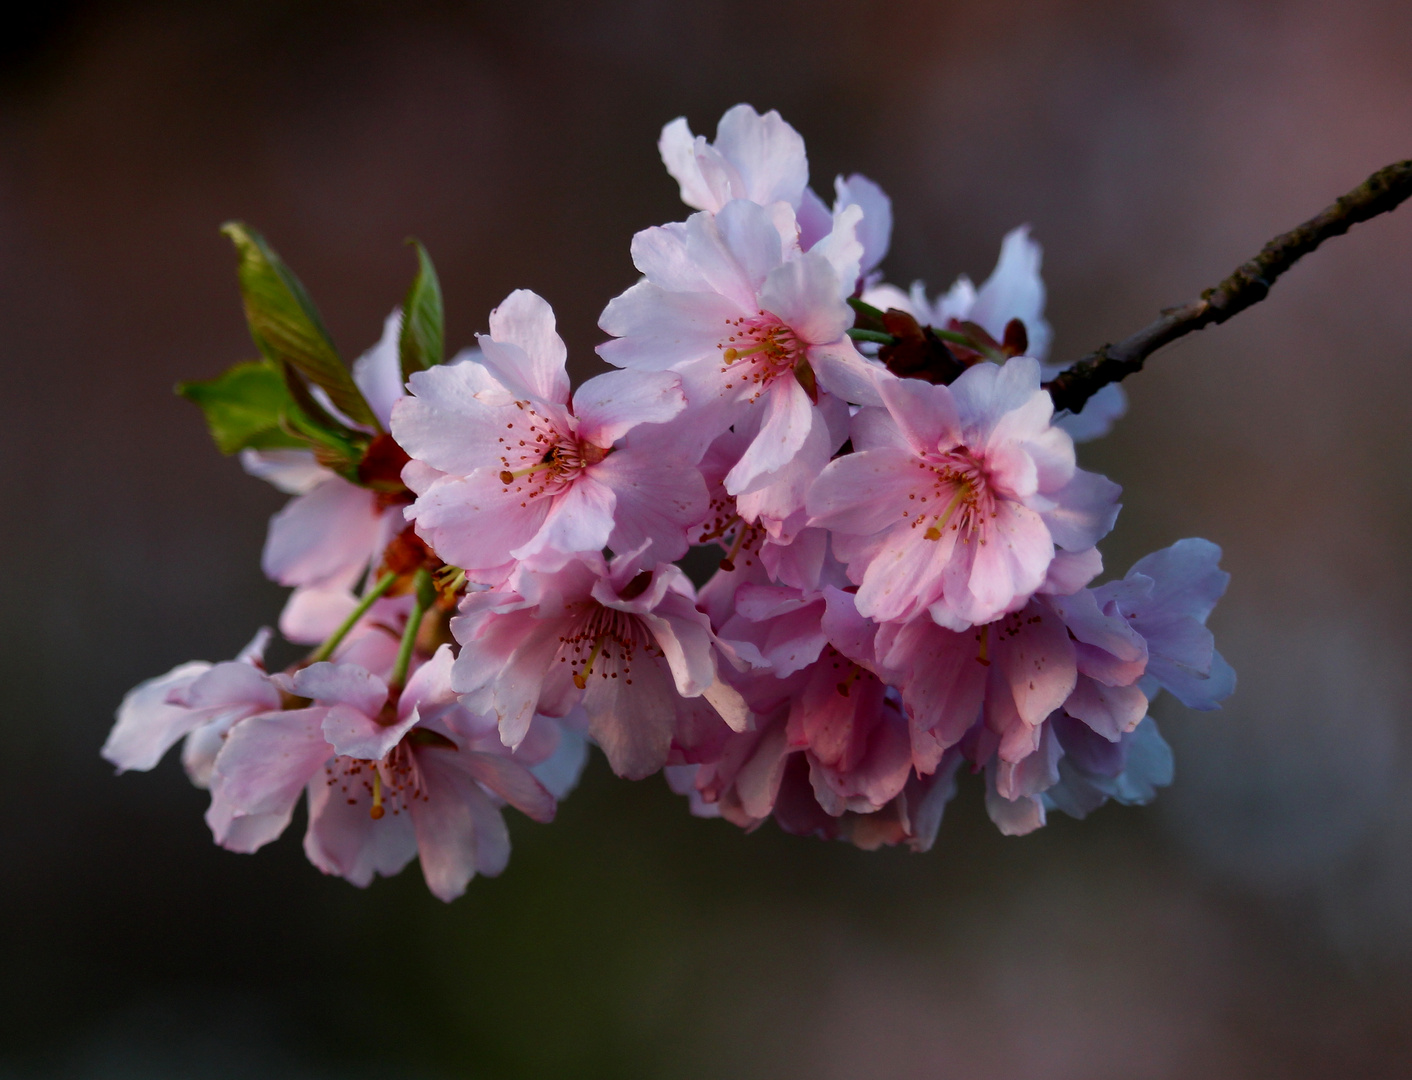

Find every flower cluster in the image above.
[106,105,1233,899]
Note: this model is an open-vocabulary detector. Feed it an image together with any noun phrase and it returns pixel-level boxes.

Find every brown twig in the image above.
[1045,159,1412,415]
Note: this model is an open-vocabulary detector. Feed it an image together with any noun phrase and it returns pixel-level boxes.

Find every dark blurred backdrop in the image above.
[2,1,1411,1076]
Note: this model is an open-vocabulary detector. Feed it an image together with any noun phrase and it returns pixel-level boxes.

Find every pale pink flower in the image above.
[658,104,809,215]
[676,704,962,852]
[207,647,555,901]
[659,106,892,286]
[598,198,883,508]
[808,357,1120,629]
[863,227,1127,442]
[450,553,747,781]
[392,290,701,580]
[956,540,1231,835]
[103,629,278,783]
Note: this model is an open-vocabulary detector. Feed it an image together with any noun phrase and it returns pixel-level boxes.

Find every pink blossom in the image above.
[808,357,1120,629]
[675,705,963,852]
[207,646,555,901]
[103,629,279,783]
[450,553,747,781]
[598,198,883,509]
[392,290,702,580]
[659,104,809,215]
[864,226,1127,442]
[962,540,1231,835]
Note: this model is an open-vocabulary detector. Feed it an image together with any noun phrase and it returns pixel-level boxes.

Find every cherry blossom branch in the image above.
[1045,159,1412,414]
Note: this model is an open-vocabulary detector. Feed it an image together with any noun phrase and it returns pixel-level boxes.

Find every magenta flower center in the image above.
[496,401,607,501]
[718,311,806,401]
[908,446,995,543]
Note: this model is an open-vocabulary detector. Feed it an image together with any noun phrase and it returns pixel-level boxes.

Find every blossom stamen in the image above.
[370,768,385,820]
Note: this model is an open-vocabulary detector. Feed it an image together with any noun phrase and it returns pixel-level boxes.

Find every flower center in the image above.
[558,605,661,690]
[905,446,995,543]
[495,401,607,501]
[718,311,810,401]
[323,742,430,820]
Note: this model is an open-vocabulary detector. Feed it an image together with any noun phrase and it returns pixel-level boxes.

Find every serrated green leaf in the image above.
[220,222,382,431]
[399,239,444,379]
[177,361,307,455]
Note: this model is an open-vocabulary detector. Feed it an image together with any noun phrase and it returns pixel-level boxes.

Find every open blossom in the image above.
[207,647,555,901]
[659,104,809,217]
[392,290,702,581]
[926,538,1231,835]
[659,104,892,288]
[451,553,747,780]
[109,103,1244,890]
[864,226,1126,442]
[103,628,278,783]
[808,357,1120,629]
[598,198,882,510]
[670,708,962,852]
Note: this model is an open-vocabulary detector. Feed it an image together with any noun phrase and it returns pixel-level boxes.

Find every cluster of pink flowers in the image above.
[106,105,1233,899]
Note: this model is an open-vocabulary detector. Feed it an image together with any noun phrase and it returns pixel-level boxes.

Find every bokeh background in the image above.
[2,1,1411,1076]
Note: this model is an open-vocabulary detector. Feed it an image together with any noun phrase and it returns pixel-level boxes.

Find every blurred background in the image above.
[1,0,1410,1076]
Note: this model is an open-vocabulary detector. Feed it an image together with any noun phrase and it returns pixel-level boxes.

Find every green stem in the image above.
[847,327,896,345]
[310,570,397,663]
[388,567,435,693]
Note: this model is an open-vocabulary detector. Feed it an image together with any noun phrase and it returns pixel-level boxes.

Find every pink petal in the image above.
[293,662,388,716]
[597,282,744,370]
[103,661,212,772]
[573,369,686,448]
[712,104,809,209]
[878,376,961,455]
[1064,678,1149,741]
[391,364,521,476]
[351,308,405,429]
[513,475,618,564]
[406,749,500,899]
[724,377,814,494]
[581,651,676,780]
[211,709,330,817]
[591,444,708,566]
[406,470,549,571]
[481,290,570,404]
[303,770,418,887]
[756,250,851,346]
[261,479,386,589]
[459,751,556,823]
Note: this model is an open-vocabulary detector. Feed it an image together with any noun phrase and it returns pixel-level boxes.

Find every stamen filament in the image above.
[573,635,607,690]
[499,461,556,485]
[370,768,385,820]
[924,483,972,541]
[719,522,749,572]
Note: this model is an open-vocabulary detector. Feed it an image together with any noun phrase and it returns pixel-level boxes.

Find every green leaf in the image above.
[399,239,445,380]
[177,361,306,454]
[276,361,366,478]
[220,222,382,431]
